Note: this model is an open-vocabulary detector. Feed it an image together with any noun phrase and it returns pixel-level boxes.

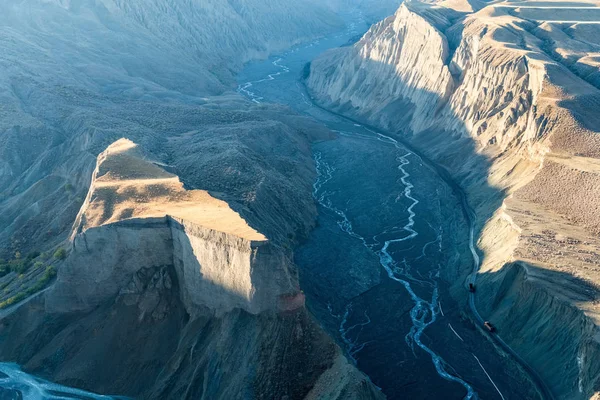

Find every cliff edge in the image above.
[307,0,600,398]
[0,139,383,400]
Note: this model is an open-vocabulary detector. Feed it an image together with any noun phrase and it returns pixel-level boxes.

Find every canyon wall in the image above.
[49,217,295,317]
[307,1,600,398]
[50,137,298,317]
[0,139,383,399]
[0,0,406,261]
[0,1,398,398]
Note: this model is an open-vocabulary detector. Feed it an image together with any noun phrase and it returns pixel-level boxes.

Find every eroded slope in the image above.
[0,139,383,399]
[72,138,266,241]
[307,1,600,398]
[0,0,344,259]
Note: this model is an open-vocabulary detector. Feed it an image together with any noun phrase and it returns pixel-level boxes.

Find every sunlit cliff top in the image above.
[73,138,267,242]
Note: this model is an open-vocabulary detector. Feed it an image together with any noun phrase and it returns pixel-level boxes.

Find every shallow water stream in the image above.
[0,9,538,400]
[0,363,125,400]
[237,9,539,400]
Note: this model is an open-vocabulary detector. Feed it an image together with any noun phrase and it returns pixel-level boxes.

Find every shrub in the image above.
[11,260,29,274]
[0,263,9,278]
[30,266,57,292]
[0,292,27,308]
[53,248,67,260]
[0,266,57,309]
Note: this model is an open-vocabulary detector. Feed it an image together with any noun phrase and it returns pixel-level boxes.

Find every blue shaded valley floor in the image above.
[237,10,541,400]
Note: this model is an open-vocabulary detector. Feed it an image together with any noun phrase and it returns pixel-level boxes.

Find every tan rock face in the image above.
[1,137,382,400]
[307,1,600,398]
[169,217,295,316]
[72,138,266,241]
[52,139,295,316]
[307,2,455,133]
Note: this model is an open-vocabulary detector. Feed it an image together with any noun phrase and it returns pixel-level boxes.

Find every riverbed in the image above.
[0,10,540,400]
[236,10,541,400]
[0,363,126,400]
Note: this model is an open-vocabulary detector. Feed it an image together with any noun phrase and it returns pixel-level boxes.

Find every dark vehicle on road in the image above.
[468,283,475,293]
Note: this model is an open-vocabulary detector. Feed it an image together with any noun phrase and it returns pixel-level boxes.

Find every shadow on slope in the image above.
[303,52,576,399]
[0,223,360,399]
[476,262,600,399]
[0,97,332,259]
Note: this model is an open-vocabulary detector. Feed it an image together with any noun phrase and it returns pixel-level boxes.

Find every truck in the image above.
[484,321,496,333]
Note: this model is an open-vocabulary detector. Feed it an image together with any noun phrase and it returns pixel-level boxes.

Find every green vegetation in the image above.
[12,261,28,274]
[0,251,45,277]
[30,266,57,293]
[0,266,57,309]
[27,251,41,259]
[54,248,67,260]
[0,246,64,308]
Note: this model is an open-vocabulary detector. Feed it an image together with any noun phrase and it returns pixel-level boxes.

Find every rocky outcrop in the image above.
[0,139,383,399]
[0,264,383,399]
[170,217,292,316]
[49,216,295,316]
[308,2,457,133]
[48,138,296,316]
[307,1,600,398]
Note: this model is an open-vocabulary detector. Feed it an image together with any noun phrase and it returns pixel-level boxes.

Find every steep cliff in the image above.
[307,1,600,398]
[0,139,383,399]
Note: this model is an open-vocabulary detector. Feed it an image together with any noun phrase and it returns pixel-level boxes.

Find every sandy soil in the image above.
[75,138,266,241]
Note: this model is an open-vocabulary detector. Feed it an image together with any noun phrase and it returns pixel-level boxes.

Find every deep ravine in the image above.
[236,10,543,400]
[313,147,476,399]
[0,10,543,400]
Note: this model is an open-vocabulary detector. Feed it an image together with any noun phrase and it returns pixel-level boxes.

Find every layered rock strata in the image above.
[307,1,600,398]
[0,139,383,400]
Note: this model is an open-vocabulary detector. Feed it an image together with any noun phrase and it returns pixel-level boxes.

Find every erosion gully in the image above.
[237,10,544,400]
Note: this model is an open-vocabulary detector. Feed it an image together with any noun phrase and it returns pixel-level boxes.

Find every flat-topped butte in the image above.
[73,138,266,242]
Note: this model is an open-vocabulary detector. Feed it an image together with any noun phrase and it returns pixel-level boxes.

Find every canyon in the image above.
[307,0,600,398]
[0,0,598,399]
[0,0,349,259]
[0,136,382,399]
[0,0,402,398]
[236,23,540,399]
